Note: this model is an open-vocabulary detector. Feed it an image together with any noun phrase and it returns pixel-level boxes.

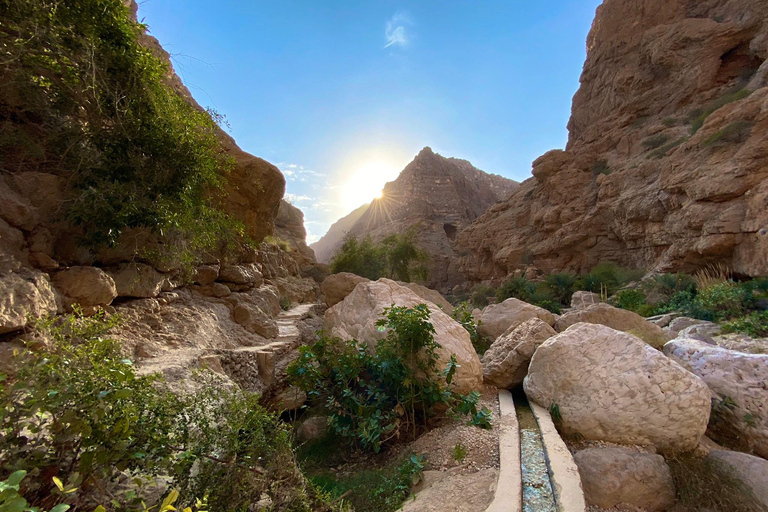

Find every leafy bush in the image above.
[576,262,644,295]
[1,0,245,258]
[469,284,496,308]
[649,273,697,300]
[330,232,428,282]
[688,88,751,134]
[694,282,753,321]
[543,273,577,305]
[642,134,670,150]
[0,310,333,511]
[704,120,753,146]
[451,302,490,355]
[648,137,687,159]
[615,289,647,313]
[722,311,768,337]
[496,276,536,303]
[280,296,293,311]
[288,304,491,453]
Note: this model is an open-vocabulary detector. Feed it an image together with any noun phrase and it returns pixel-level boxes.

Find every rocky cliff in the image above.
[310,202,370,264]
[457,0,768,282]
[343,147,518,293]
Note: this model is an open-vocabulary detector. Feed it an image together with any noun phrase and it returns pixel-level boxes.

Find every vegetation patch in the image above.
[451,302,491,355]
[0,310,335,511]
[648,137,687,159]
[642,134,671,151]
[703,120,753,147]
[591,160,611,176]
[1,0,247,261]
[687,88,752,134]
[288,304,492,453]
[330,232,428,282]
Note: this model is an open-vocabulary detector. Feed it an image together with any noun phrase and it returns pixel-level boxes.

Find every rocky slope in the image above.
[310,202,370,264]
[334,147,517,293]
[457,0,768,282]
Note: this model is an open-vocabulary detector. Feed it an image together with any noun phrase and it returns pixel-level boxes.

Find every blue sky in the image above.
[137,0,602,243]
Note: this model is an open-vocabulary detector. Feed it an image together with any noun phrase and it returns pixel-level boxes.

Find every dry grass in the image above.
[694,263,731,290]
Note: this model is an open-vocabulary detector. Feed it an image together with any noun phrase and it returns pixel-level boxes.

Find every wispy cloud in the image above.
[285,193,313,203]
[277,163,325,182]
[385,11,411,48]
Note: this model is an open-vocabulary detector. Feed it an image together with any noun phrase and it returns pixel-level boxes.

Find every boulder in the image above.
[574,447,675,512]
[324,278,482,394]
[0,267,59,333]
[321,272,369,307]
[666,316,708,338]
[707,450,768,510]
[476,298,556,342]
[677,322,721,344]
[481,318,557,388]
[401,282,454,315]
[108,262,167,298]
[270,386,307,411]
[52,266,117,311]
[219,263,263,286]
[524,323,711,453]
[570,291,601,309]
[193,265,219,286]
[232,303,278,339]
[664,339,768,458]
[555,303,670,348]
[296,416,328,443]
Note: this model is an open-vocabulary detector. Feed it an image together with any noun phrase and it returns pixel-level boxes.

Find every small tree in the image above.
[330,231,428,282]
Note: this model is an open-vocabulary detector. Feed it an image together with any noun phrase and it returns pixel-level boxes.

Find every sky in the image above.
[136,0,603,243]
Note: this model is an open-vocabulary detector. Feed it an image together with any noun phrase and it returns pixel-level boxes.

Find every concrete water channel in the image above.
[485,389,586,512]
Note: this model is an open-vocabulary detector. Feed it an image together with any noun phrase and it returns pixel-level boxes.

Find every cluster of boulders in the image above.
[470,289,768,511]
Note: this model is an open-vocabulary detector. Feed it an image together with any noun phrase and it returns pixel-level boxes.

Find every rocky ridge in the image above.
[338,147,517,293]
[457,0,768,282]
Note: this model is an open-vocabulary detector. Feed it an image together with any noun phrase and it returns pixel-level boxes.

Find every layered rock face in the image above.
[274,200,319,271]
[320,147,517,293]
[458,0,768,280]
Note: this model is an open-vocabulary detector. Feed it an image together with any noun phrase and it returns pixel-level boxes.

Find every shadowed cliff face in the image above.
[310,202,370,264]
[457,0,768,281]
[342,147,518,293]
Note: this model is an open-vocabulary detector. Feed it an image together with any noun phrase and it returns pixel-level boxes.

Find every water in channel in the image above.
[512,388,557,512]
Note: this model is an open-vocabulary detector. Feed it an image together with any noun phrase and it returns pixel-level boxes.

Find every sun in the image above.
[341,161,400,211]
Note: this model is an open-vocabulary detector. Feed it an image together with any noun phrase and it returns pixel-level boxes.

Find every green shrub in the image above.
[1,0,245,259]
[722,311,768,337]
[662,117,678,127]
[330,232,428,282]
[649,137,687,159]
[452,444,467,462]
[688,88,751,134]
[576,262,644,295]
[496,276,536,303]
[288,304,491,453]
[544,273,577,305]
[615,289,647,313]
[650,273,697,299]
[694,282,753,321]
[451,302,491,355]
[280,296,293,311]
[469,284,496,308]
[642,134,670,150]
[704,120,753,146]
[0,310,332,511]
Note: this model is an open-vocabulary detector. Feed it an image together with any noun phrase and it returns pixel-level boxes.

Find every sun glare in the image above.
[341,161,400,211]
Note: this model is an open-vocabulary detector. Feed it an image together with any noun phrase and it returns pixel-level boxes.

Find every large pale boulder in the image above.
[401,282,454,315]
[664,339,768,458]
[0,267,59,333]
[320,272,369,307]
[481,318,556,388]
[574,447,675,512]
[524,323,711,452]
[108,262,167,298]
[476,298,556,342]
[555,303,670,348]
[229,285,281,339]
[52,266,117,311]
[324,278,482,394]
[570,291,601,309]
[707,450,768,510]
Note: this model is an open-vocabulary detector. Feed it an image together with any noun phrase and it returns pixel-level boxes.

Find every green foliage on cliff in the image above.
[0,310,336,512]
[1,0,243,255]
[330,232,428,282]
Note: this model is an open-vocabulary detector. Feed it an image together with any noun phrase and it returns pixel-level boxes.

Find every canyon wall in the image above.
[457,0,768,282]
